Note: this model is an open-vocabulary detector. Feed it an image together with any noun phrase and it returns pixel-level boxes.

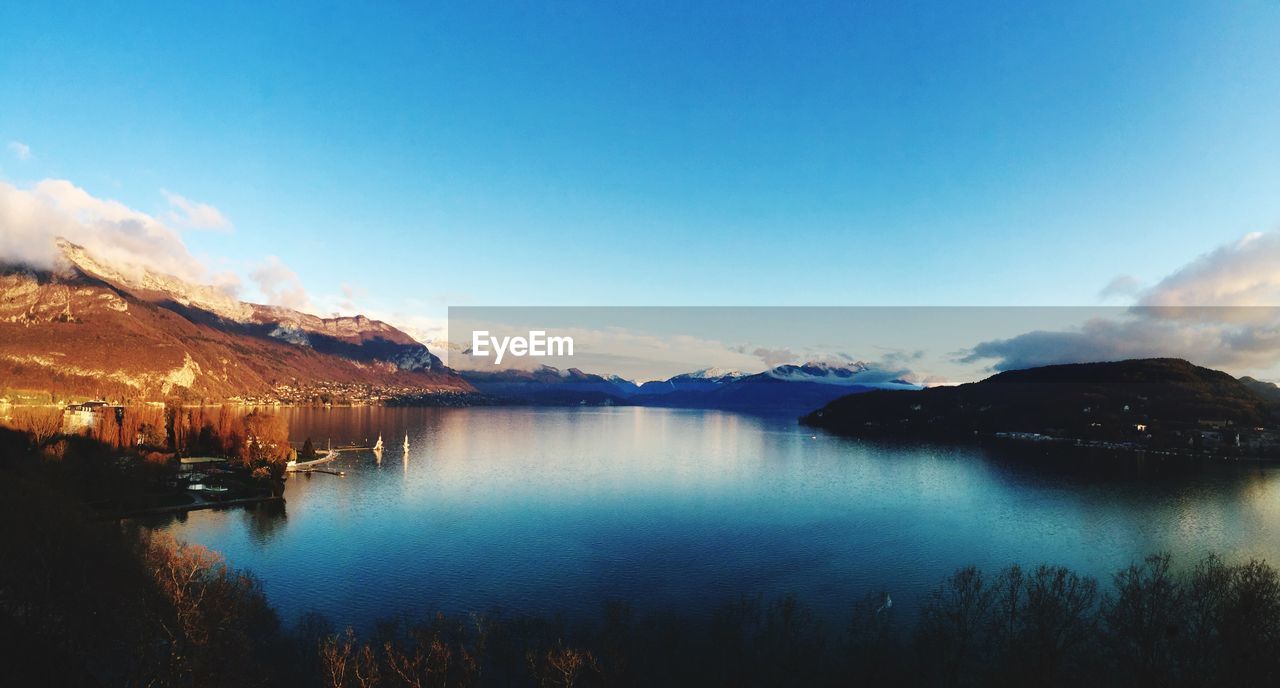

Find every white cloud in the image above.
[965,229,1280,376]
[161,189,231,230]
[7,141,32,161]
[335,282,367,312]
[0,177,328,318]
[1138,231,1280,309]
[250,255,311,310]
[1098,274,1142,301]
[0,178,206,280]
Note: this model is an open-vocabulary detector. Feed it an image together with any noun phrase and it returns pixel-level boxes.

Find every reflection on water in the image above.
[151,406,1280,630]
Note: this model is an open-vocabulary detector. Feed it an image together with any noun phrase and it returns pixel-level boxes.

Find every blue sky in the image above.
[2,1,1279,322]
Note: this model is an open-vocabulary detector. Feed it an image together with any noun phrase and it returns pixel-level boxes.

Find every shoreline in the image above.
[110,493,283,520]
[807,427,1280,465]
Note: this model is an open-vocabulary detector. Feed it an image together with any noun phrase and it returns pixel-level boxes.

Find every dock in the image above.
[286,449,340,472]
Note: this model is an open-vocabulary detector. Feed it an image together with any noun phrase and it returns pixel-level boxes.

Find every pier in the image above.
[286,449,341,473]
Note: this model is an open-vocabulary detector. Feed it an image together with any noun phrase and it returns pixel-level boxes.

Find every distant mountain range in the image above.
[802,358,1280,443]
[461,361,919,411]
[0,240,471,403]
[0,240,920,412]
[459,366,637,406]
[19,243,1273,429]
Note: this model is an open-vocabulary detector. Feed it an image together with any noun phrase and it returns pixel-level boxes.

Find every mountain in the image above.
[1240,376,1280,403]
[554,362,916,412]
[634,367,745,396]
[0,240,471,403]
[460,366,633,405]
[802,358,1278,444]
[458,361,913,411]
[636,362,917,412]
[764,361,872,384]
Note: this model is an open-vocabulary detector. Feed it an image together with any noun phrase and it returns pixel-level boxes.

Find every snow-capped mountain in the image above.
[479,361,924,412]
[631,361,914,411]
[762,361,917,389]
[56,238,445,373]
[56,238,253,321]
[678,367,745,381]
[0,239,466,402]
[460,365,634,405]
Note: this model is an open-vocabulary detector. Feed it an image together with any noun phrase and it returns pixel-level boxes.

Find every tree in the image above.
[141,532,283,686]
[8,406,63,446]
[137,422,166,449]
[916,565,997,684]
[1103,553,1182,686]
[319,628,355,688]
[239,411,290,480]
[531,643,598,688]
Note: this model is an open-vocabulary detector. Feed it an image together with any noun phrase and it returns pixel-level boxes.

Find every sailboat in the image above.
[403,433,410,452]
[373,434,384,452]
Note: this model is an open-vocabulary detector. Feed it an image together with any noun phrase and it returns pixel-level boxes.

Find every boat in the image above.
[373,434,384,452]
[403,433,410,452]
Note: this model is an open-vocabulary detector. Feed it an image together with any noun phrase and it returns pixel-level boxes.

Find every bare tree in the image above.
[383,640,426,688]
[354,642,381,688]
[1103,553,1182,685]
[531,642,598,688]
[8,406,63,445]
[319,628,356,688]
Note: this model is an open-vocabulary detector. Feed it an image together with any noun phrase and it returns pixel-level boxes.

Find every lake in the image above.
[148,406,1280,630]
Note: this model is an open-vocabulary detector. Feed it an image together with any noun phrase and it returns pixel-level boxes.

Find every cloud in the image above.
[364,312,448,348]
[250,256,311,310]
[961,314,1280,373]
[964,230,1280,375]
[335,282,367,312]
[726,343,921,382]
[161,189,231,230]
[1099,274,1142,301]
[7,141,32,161]
[1137,232,1280,309]
[0,178,206,280]
[0,177,328,318]
[750,346,797,367]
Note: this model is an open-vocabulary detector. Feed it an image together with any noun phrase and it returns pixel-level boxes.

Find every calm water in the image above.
[150,406,1280,629]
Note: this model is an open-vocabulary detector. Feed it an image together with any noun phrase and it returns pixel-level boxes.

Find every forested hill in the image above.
[802,358,1279,441]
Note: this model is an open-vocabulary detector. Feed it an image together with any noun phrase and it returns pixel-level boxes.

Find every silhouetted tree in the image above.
[1102,553,1182,687]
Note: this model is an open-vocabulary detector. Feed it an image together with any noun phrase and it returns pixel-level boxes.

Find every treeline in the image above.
[4,427,1280,686]
[8,401,292,473]
[301,553,1280,688]
[1,405,291,515]
[0,426,286,686]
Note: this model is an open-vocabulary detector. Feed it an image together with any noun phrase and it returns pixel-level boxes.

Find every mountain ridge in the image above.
[462,360,918,410]
[0,241,469,403]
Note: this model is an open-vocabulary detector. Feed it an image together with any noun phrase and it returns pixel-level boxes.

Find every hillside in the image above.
[802,358,1279,445]
[0,242,471,404]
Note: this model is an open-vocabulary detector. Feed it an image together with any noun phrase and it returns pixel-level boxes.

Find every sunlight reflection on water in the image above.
[151,406,1280,630]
